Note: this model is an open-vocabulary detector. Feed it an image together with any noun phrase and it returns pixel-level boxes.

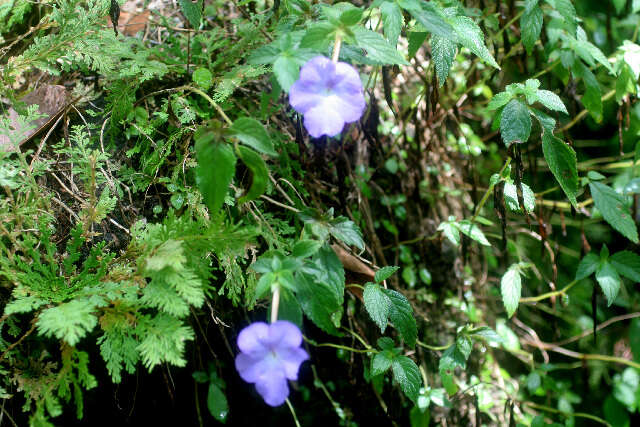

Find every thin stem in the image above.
[520,280,578,303]
[285,399,302,427]
[471,158,511,222]
[523,402,611,426]
[178,85,233,126]
[417,340,452,351]
[332,34,342,62]
[270,286,280,323]
[303,336,375,354]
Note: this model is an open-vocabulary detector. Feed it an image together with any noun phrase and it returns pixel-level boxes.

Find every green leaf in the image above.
[236,146,269,204]
[542,133,579,208]
[272,287,303,326]
[630,318,640,363]
[371,351,394,376]
[500,99,531,145]
[611,251,640,282]
[296,246,345,335]
[456,220,491,246]
[408,32,428,58]
[576,252,599,280]
[363,283,391,332]
[501,266,521,317]
[292,240,323,258]
[229,117,277,156]
[504,182,535,213]
[378,337,395,350]
[590,182,639,243]
[300,23,334,50]
[548,0,576,32]
[207,382,229,423]
[192,68,213,90]
[487,91,513,111]
[380,1,403,47]
[535,90,568,114]
[354,28,408,65]
[431,35,457,86]
[328,216,365,250]
[375,266,400,283]
[37,299,98,346]
[398,0,454,39]
[273,55,299,92]
[195,138,237,215]
[596,261,621,306]
[573,60,603,122]
[339,7,363,26]
[383,289,417,347]
[437,221,460,245]
[392,356,422,402]
[521,4,543,55]
[450,16,499,69]
[179,0,202,28]
[470,326,503,344]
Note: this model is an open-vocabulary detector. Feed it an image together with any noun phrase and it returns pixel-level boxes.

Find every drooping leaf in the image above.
[596,261,622,306]
[371,351,394,376]
[375,266,400,283]
[535,90,568,114]
[501,266,521,317]
[291,240,323,258]
[328,216,365,250]
[450,16,499,69]
[179,0,202,28]
[431,35,457,86]
[195,137,237,215]
[576,252,599,280]
[380,1,403,47]
[590,182,639,243]
[500,99,531,145]
[542,133,579,208]
[392,356,422,402]
[354,28,409,65]
[398,0,454,39]
[504,182,535,212]
[207,382,229,423]
[456,220,491,246]
[521,4,543,55]
[487,91,513,111]
[363,283,391,332]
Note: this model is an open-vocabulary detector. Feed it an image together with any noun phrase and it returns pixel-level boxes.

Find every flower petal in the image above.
[237,322,270,355]
[255,370,289,407]
[303,104,346,138]
[268,320,303,348]
[278,347,309,380]
[235,353,271,383]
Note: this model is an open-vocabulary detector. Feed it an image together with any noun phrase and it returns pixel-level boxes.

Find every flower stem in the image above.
[270,286,280,323]
[332,33,342,63]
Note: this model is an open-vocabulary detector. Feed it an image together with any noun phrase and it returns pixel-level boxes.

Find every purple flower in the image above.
[289,56,366,138]
[235,321,309,406]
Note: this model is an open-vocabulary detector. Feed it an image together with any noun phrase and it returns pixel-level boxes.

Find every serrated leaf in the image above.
[576,252,599,280]
[229,117,277,156]
[378,337,395,350]
[611,251,640,283]
[501,266,521,317]
[596,261,622,306]
[521,4,543,55]
[431,35,457,86]
[573,60,602,122]
[536,90,568,114]
[392,356,422,402]
[380,1,403,47]
[339,7,363,26]
[542,133,579,208]
[437,221,460,245]
[450,16,499,69]
[195,138,236,215]
[371,352,394,376]
[363,283,391,332]
[487,91,513,111]
[354,28,408,65]
[383,289,417,347]
[590,182,639,243]
[398,0,454,39]
[207,382,229,423]
[37,300,98,346]
[408,32,428,58]
[273,55,299,92]
[500,99,531,145]
[236,145,269,204]
[470,326,503,344]
[504,182,535,212]
[179,0,202,28]
[375,266,400,283]
[300,23,334,50]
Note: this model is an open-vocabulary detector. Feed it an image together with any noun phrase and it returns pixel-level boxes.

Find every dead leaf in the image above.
[106,1,150,37]
[0,84,67,152]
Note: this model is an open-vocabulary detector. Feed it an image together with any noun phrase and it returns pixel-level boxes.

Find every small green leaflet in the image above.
[438,218,490,246]
[501,265,522,317]
[487,91,513,111]
[398,0,454,39]
[291,240,322,258]
[500,99,531,145]
[384,289,417,347]
[611,251,640,283]
[503,182,535,213]
[576,252,599,281]
[179,0,202,28]
[449,16,499,69]
[207,381,229,423]
[371,351,393,376]
[542,133,579,208]
[328,216,365,250]
[590,181,639,243]
[192,68,212,90]
[375,266,400,283]
[380,1,403,47]
[596,261,621,306]
[535,90,568,114]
